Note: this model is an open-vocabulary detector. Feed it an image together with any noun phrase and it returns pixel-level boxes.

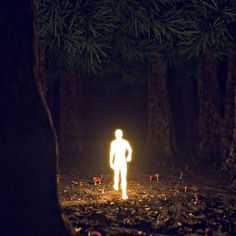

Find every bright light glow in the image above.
[110,129,132,199]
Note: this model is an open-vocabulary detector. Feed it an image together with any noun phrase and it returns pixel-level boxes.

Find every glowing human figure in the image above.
[110,129,132,199]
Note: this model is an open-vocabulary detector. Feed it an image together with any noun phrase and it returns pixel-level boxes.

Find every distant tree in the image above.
[221,1,236,177]
[106,0,188,165]
[182,0,235,161]
[222,14,236,177]
[144,0,187,165]
[223,47,236,180]
[38,0,115,165]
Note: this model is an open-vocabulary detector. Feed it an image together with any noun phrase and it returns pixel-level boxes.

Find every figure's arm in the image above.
[126,141,132,162]
[110,143,115,169]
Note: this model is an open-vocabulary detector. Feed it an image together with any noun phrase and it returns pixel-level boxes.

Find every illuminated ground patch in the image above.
[58,168,236,235]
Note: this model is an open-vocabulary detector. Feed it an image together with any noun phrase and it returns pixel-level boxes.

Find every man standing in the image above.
[110,129,132,199]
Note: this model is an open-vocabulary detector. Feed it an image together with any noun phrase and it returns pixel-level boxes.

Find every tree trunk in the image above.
[223,49,236,178]
[59,67,83,168]
[221,50,236,160]
[37,39,48,99]
[145,56,174,166]
[0,1,70,235]
[197,54,221,161]
[35,38,61,173]
[76,73,85,140]
[225,87,236,181]
[180,76,198,159]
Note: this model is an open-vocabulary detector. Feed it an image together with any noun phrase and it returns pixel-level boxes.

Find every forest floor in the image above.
[58,165,236,236]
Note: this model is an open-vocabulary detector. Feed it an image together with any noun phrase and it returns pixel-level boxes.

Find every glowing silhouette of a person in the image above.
[110,129,132,199]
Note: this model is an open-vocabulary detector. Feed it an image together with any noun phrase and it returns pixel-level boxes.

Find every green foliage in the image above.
[38,0,115,74]
[108,0,151,63]
[145,0,187,43]
[181,0,236,61]
[109,0,188,70]
[38,0,236,75]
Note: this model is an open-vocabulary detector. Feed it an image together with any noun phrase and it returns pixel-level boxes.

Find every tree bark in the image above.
[225,88,236,180]
[59,67,83,168]
[35,38,61,173]
[0,1,70,235]
[180,76,198,158]
[37,39,48,99]
[221,50,236,160]
[197,54,221,161]
[145,56,174,166]
[223,49,236,177]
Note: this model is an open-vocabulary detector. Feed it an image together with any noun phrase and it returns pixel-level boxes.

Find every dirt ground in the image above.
[58,165,236,235]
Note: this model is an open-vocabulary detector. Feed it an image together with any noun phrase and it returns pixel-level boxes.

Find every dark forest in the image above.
[1,0,236,235]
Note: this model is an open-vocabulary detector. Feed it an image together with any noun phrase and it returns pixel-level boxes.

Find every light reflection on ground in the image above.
[58,167,236,235]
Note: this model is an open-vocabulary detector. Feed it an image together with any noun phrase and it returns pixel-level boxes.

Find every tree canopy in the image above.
[38,0,236,75]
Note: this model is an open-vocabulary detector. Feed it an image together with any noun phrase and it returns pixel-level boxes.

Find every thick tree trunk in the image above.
[180,77,198,158]
[35,38,61,173]
[223,49,236,177]
[197,55,221,161]
[0,1,70,235]
[221,49,236,159]
[37,40,48,98]
[145,56,174,166]
[225,86,236,180]
[59,67,83,167]
[76,73,85,140]
[35,38,62,174]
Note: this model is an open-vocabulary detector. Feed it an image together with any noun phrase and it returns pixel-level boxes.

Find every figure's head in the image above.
[115,129,123,139]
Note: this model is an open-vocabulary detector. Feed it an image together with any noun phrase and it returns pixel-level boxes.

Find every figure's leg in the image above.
[113,166,119,191]
[121,164,128,199]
